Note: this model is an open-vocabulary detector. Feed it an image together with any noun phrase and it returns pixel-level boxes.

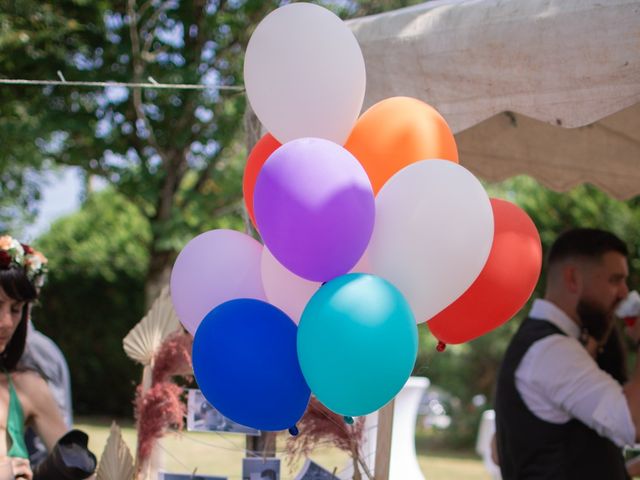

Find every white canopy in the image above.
[348,0,640,199]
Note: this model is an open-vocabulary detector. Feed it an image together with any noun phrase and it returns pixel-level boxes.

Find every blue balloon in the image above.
[193,299,310,431]
[298,274,418,416]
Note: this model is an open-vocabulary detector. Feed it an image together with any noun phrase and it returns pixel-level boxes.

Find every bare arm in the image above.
[22,372,68,451]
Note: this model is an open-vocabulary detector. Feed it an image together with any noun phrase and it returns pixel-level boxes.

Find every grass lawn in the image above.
[77,417,491,480]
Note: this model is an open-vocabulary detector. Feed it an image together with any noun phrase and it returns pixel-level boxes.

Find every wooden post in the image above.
[246,432,276,459]
[374,399,395,480]
[243,102,277,461]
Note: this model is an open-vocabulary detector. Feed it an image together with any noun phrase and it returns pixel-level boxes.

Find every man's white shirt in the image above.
[515,299,635,447]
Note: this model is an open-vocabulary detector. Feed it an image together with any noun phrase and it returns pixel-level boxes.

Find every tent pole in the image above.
[374,399,395,480]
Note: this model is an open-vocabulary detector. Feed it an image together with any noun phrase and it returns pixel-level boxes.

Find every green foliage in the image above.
[0,0,106,229]
[486,177,640,287]
[1,0,282,291]
[37,188,151,279]
[33,189,150,415]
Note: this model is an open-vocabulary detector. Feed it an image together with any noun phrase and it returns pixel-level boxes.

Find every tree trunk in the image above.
[243,101,263,239]
[245,101,263,151]
[242,102,277,462]
[144,247,173,308]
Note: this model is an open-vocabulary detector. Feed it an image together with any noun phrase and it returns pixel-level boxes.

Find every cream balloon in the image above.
[351,250,372,274]
[261,248,371,324]
[244,3,366,145]
[261,248,320,324]
[369,160,494,323]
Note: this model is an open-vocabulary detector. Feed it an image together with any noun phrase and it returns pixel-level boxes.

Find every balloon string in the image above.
[165,431,358,479]
[310,405,374,480]
[311,404,355,438]
[176,430,289,457]
[156,439,195,471]
[159,426,380,479]
[172,420,377,456]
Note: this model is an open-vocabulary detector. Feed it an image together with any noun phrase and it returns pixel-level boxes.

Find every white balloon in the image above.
[261,247,320,324]
[244,3,366,145]
[369,160,494,323]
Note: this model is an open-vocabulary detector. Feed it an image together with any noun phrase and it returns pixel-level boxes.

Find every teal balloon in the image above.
[297,273,418,416]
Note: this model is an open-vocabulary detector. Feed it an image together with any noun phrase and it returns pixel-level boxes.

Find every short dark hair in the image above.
[547,228,628,266]
[0,266,37,371]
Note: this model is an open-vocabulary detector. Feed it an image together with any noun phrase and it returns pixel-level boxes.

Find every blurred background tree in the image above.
[34,188,150,415]
[0,0,282,304]
[2,1,639,449]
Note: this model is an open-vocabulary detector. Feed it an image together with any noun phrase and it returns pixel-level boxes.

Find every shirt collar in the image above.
[529,298,581,339]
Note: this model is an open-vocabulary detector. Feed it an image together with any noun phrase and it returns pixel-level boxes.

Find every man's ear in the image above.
[563,263,582,294]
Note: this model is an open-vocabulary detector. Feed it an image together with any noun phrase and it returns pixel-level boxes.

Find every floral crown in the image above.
[0,235,48,288]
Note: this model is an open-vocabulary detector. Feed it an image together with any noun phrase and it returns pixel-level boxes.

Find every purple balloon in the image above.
[254,138,374,282]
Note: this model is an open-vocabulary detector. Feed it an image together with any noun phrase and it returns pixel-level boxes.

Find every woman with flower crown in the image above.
[0,236,95,480]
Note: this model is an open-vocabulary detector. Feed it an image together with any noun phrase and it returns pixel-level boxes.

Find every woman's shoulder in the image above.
[11,370,48,393]
[10,370,52,416]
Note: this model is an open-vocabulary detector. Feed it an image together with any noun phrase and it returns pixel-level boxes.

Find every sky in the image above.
[22,167,82,242]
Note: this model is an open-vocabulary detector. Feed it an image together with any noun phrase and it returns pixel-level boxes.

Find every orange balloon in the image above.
[243,133,281,228]
[428,199,542,345]
[345,97,458,194]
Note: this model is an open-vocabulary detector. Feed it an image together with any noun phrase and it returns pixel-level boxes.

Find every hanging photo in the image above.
[242,458,280,480]
[187,389,260,435]
[158,473,227,480]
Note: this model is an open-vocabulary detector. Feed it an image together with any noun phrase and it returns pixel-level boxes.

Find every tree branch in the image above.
[127,0,164,159]
[192,148,224,194]
[211,197,243,218]
[137,0,154,21]
[170,0,210,137]
[140,0,174,39]
[141,45,170,63]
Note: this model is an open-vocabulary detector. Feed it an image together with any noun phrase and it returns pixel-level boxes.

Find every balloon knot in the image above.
[288,425,299,436]
[343,416,354,425]
[436,341,447,353]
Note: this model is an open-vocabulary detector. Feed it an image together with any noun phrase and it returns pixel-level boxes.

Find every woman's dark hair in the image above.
[0,266,37,371]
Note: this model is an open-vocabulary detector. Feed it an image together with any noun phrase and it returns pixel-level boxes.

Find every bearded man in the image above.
[495,228,640,480]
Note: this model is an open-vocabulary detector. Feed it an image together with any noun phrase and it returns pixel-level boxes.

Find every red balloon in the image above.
[428,199,542,345]
[242,133,281,229]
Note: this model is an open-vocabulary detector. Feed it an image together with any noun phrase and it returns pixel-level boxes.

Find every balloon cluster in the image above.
[170,3,542,433]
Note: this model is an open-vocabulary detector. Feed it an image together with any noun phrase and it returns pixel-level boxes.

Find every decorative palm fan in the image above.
[96,422,135,480]
[123,286,182,366]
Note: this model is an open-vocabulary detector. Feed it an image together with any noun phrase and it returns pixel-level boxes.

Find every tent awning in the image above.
[348,0,640,199]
